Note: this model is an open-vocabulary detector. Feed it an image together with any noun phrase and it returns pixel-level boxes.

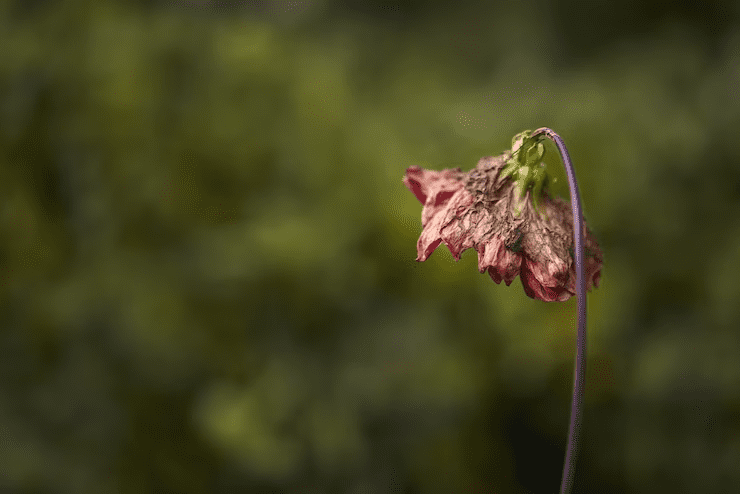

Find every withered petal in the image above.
[477,239,522,286]
[520,266,572,302]
[403,165,464,209]
[415,186,473,262]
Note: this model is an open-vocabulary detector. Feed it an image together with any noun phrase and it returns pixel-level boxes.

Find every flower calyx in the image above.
[500,130,557,219]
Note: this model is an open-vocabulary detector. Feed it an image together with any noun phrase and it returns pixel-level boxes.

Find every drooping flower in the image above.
[403,152,602,302]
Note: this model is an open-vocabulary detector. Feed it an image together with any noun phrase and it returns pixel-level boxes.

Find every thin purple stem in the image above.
[531,127,587,494]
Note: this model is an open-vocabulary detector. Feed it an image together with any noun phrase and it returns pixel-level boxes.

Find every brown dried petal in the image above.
[403,154,603,302]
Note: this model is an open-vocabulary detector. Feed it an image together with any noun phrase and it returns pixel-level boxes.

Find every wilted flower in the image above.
[403,152,602,302]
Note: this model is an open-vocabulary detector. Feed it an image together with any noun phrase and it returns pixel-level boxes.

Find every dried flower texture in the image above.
[403,153,602,302]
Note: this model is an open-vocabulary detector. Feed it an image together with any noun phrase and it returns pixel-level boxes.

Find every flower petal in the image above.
[521,259,572,302]
[403,166,468,261]
[477,239,522,286]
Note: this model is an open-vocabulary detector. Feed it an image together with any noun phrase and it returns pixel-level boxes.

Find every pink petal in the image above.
[477,239,522,286]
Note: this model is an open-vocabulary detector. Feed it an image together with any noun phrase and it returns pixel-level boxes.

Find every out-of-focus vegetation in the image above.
[1,0,739,492]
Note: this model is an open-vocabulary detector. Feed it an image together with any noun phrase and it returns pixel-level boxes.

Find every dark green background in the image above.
[2,0,739,492]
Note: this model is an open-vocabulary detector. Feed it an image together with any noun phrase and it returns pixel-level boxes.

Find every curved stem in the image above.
[531,127,587,494]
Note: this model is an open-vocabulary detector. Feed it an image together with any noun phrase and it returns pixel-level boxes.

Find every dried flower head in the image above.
[403,151,602,302]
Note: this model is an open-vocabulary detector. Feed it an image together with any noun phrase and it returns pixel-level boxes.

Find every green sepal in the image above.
[501,130,554,220]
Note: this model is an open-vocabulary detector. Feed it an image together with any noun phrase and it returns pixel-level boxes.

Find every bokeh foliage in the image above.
[1,0,740,492]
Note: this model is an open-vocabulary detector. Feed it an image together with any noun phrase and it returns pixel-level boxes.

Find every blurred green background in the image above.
[2,0,739,492]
